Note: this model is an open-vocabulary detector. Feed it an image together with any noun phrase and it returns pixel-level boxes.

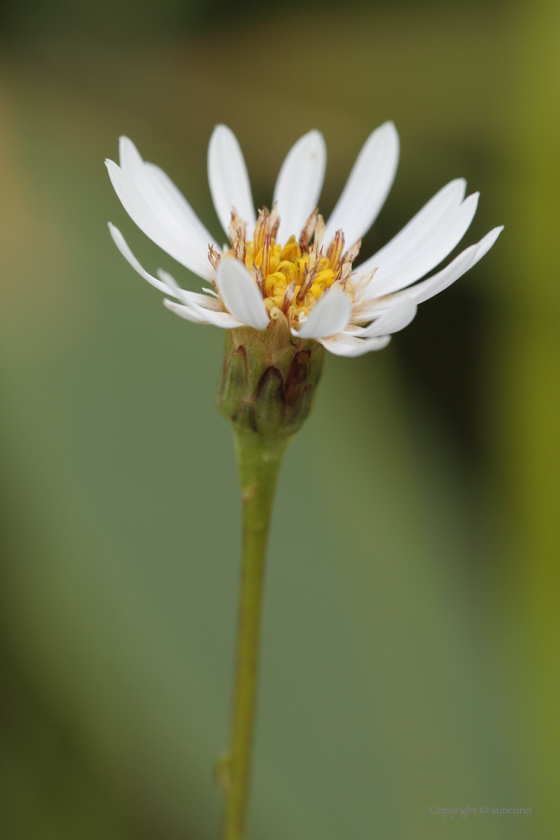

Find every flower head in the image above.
[106,124,502,357]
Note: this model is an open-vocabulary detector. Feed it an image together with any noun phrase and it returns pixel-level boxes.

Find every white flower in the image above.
[106,124,502,357]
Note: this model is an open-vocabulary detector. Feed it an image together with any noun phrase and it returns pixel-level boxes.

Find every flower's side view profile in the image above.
[107,123,502,358]
[106,123,502,840]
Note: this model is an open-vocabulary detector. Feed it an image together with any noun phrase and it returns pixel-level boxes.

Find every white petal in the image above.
[357,178,466,280]
[119,135,149,178]
[157,270,222,309]
[162,299,208,324]
[323,122,399,248]
[109,223,176,295]
[406,226,503,304]
[349,295,417,337]
[216,259,269,330]
[118,137,218,257]
[365,192,480,297]
[106,157,215,281]
[109,223,219,309]
[468,225,504,267]
[208,125,257,239]
[117,138,217,269]
[295,289,352,339]
[274,130,327,243]
[145,162,219,246]
[163,298,244,328]
[319,333,391,357]
[352,251,475,321]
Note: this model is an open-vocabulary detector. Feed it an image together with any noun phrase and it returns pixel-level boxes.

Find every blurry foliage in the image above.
[0,0,201,44]
[0,0,557,838]
[489,0,560,832]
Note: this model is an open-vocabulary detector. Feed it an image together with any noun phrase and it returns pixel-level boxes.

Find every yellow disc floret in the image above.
[245,235,339,324]
[219,204,362,328]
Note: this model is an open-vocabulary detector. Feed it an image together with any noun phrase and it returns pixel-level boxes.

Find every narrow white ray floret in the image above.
[208,125,257,240]
[322,121,399,249]
[273,130,327,244]
[345,296,418,338]
[217,260,269,331]
[296,289,352,340]
[107,124,502,355]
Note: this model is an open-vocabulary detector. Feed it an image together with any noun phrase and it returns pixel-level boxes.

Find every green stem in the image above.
[222,428,291,840]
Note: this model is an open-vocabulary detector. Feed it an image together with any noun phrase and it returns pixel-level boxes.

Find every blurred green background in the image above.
[0,0,558,837]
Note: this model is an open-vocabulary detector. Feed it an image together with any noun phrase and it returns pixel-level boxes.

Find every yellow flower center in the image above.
[245,234,341,324]
[217,204,361,327]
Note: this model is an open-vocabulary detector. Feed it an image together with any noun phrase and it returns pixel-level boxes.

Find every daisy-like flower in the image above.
[106,123,502,359]
[106,126,504,840]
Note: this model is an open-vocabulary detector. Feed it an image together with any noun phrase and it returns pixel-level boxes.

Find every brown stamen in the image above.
[314,214,325,247]
[282,280,297,313]
[344,237,362,264]
[208,244,221,273]
[228,208,247,262]
[261,234,272,277]
[299,208,318,251]
[297,245,320,302]
[253,209,268,254]
[327,229,345,270]
[266,201,280,240]
[255,265,266,298]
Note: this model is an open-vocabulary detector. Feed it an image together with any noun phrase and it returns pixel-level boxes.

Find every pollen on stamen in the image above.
[222,204,361,328]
